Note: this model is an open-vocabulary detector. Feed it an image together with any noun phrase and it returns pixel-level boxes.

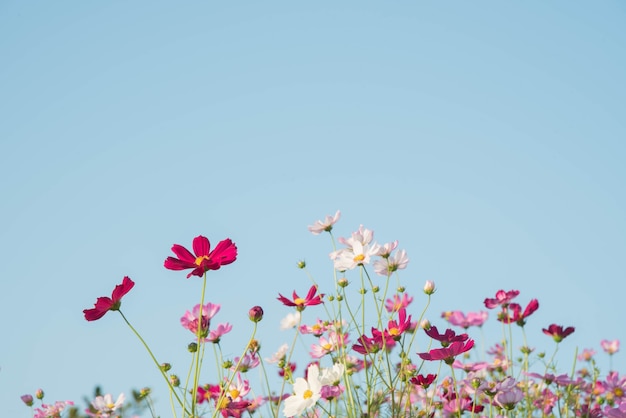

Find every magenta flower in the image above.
[181,302,221,339]
[410,373,437,389]
[83,276,135,321]
[424,326,469,347]
[498,299,539,326]
[208,323,233,343]
[385,308,412,341]
[484,289,520,309]
[164,235,237,278]
[417,339,475,364]
[542,324,575,343]
[278,285,325,311]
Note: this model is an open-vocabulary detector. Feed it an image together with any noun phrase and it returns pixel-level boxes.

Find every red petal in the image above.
[170,244,196,264]
[112,276,135,302]
[83,297,113,321]
[192,236,211,257]
[209,239,238,266]
[164,257,196,271]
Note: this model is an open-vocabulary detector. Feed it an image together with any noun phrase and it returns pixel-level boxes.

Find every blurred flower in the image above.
[484,289,520,309]
[602,339,620,355]
[164,235,237,278]
[83,276,135,321]
[385,293,413,313]
[207,323,232,344]
[20,394,34,407]
[86,393,125,418]
[542,324,575,343]
[248,306,264,322]
[417,339,475,364]
[442,310,488,329]
[280,312,301,330]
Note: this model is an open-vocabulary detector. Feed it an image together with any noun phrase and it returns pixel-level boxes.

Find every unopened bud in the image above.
[160,363,171,372]
[420,319,431,330]
[249,306,264,322]
[359,288,367,295]
[327,295,335,301]
[223,360,233,369]
[297,260,306,269]
[423,280,436,295]
[336,295,343,301]
[35,389,44,400]
[20,394,34,407]
[170,374,180,387]
[139,387,151,398]
[372,285,380,293]
[188,342,198,353]
[337,278,349,288]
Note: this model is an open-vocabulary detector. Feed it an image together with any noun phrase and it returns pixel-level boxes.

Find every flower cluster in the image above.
[21,212,625,418]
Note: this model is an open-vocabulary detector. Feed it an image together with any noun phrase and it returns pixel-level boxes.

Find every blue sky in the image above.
[1,1,625,417]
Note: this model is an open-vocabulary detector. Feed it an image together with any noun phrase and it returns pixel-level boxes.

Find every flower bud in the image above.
[297,260,306,269]
[327,295,335,301]
[222,360,233,369]
[397,286,406,293]
[160,363,171,372]
[372,285,380,293]
[249,339,261,354]
[35,389,44,400]
[248,306,264,322]
[420,319,431,330]
[139,387,151,398]
[170,374,180,387]
[188,342,198,353]
[423,280,436,295]
[336,295,343,301]
[337,277,349,288]
[20,394,34,407]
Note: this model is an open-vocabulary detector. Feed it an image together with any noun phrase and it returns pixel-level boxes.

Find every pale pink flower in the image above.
[578,348,597,361]
[602,339,620,355]
[310,331,349,358]
[373,249,409,276]
[376,241,398,257]
[442,310,489,329]
[232,353,260,372]
[207,323,232,343]
[331,227,380,271]
[308,210,341,235]
[494,386,524,410]
[33,401,74,418]
[266,343,289,364]
[299,318,329,336]
[224,373,251,401]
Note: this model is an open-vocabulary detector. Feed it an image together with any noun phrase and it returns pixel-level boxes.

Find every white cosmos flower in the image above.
[280,312,301,330]
[319,363,345,385]
[282,364,322,417]
[91,393,125,418]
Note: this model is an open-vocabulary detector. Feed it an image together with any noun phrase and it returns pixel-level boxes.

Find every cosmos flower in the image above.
[86,393,125,418]
[277,285,324,311]
[484,289,520,309]
[282,364,322,417]
[417,339,475,364]
[602,339,620,355]
[164,235,237,278]
[308,210,341,235]
[542,324,575,343]
[83,276,135,321]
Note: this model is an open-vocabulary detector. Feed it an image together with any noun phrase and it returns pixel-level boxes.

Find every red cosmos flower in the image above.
[410,373,437,389]
[83,276,135,321]
[417,339,475,364]
[498,299,539,327]
[542,324,575,343]
[484,289,520,309]
[164,235,237,278]
[425,326,469,347]
[277,285,324,312]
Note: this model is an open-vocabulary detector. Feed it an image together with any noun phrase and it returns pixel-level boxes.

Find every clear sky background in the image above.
[1,1,625,417]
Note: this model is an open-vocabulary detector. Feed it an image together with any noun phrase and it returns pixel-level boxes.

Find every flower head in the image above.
[282,364,322,417]
[542,324,575,343]
[417,340,475,365]
[164,235,237,278]
[308,210,341,235]
[484,289,520,309]
[278,285,324,312]
[442,310,488,329]
[86,393,125,418]
[602,339,620,355]
[83,276,135,321]
[181,302,221,340]
[385,293,413,313]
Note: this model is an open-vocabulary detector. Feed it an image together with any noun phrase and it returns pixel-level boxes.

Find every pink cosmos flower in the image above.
[86,393,125,418]
[308,210,341,235]
[410,373,437,389]
[164,235,237,278]
[181,302,221,340]
[385,308,412,341]
[83,276,135,321]
[385,293,413,313]
[442,310,488,329]
[542,324,575,343]
[277,285,324,311]
[602,339,620,355]
[330,225,380,271]
[208,323,233,343]
[484,289,520,309]
[578,348,597,361]
[417,339,475,364]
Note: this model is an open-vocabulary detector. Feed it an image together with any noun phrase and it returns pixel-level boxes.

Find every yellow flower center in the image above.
[106,403,115,409]
[294,297,306,305]
[322,343,332,350]
[353,254,365,262]
[217,397,229,409]
[389,327,400,336]
[303,389,313,399]
[615,387,624,397]
[195,255,209,266]
[229,389,240,399]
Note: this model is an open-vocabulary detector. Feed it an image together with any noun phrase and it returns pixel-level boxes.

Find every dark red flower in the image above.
[418,339,475,364]
[542,324,575,343]
[410,373,437,388]
[83,276,135,321]
[164,235,237,278]
[277,285,324,311]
